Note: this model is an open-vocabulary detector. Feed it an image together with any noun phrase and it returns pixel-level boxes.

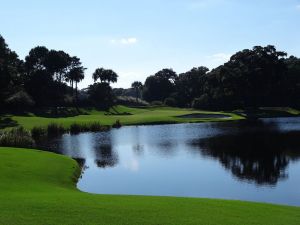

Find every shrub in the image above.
[164,97,177,107]
[112,119,122,128]
[116,96,149,107]
[89,122,103,132]
[151,101,164,106]
[87,82,114,110]
[70,122,109,134]
[63,95,74,107]
[34,122,110,136]
[70,123,85,134]
[47,123,65,137]
[31,126,47,139]
[192,94,211,109]
[5,91,35,109]
[0,127,35,148]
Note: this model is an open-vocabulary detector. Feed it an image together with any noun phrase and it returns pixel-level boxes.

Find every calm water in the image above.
[39,118,300,206]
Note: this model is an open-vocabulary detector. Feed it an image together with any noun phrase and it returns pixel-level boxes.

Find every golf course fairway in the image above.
[0,147,299,225]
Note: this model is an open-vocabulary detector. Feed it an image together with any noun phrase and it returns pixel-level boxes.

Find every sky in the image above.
[1,0,300,88]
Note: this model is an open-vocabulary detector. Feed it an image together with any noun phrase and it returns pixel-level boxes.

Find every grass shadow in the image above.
[33,107,89,118]
[244,109,295,119]
[0,117,18,129]
[104,106,132,116]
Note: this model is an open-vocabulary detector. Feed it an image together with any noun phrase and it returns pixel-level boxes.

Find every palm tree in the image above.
[131,81,143,103]
[68,66,85,106]
[65,56,82,96]
[93,68,118,84]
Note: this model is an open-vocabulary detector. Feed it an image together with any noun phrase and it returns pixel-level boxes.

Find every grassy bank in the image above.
[236,107,300,118]
[1,105,243,130]
[1,106,299,131]
[0,147,299,225]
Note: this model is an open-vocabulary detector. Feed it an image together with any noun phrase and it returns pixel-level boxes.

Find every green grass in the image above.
[232,107,300,118]
[1,147,299,225]
[2,105,299,131]
[259,107,300,116]
[1,105,243,130]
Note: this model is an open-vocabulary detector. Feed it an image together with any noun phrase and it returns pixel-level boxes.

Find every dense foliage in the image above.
[142,46,300,110]
[0,35,117,111]
[0,35,24,107]
[1,33,299,111]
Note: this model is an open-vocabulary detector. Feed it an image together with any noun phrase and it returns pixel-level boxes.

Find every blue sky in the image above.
[1,0,300,88]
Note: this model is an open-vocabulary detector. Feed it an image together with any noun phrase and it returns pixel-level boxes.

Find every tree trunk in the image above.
[75,82,78,110]
[71,80,74,97]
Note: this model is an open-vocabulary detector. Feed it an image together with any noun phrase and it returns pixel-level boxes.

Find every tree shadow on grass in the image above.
[0,117,18,129]
[8,107,89,119]
[105,106,132,116]
[33,107,87,118]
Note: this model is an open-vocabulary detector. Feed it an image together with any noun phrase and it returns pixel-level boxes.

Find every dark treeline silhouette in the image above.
[0,35,117,111]
[1,33,300,111]
[142,46,300,109]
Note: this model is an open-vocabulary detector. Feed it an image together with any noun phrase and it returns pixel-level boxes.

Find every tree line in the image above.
[0,35,118,110]
[1,33,300,111]
[140,45,300,109]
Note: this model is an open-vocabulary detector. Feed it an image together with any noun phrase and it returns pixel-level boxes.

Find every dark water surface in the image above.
[39,118,300,206]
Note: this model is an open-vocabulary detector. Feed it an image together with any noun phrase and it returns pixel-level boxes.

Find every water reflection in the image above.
[189,120,300,185]
[37,118,300,206]
[132,144,144,156]
[94,144,118,168]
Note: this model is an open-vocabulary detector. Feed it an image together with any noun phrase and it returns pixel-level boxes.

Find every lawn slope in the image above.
[1,106,242,130]
[0,147,299,225]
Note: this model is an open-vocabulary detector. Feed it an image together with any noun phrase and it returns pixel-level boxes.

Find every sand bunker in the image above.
[177,113,231,119]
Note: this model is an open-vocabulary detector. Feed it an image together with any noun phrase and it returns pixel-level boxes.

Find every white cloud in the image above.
[110,37,138,45]
[297,4,300,10]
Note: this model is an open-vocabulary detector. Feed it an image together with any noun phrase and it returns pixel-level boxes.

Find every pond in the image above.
[39,117,300,206]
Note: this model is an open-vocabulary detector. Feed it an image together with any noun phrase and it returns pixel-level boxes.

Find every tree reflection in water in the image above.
[94,144,119,168]
[190,120,300,185]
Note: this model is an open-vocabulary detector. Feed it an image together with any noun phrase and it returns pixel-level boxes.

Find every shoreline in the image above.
[0,147,299,225]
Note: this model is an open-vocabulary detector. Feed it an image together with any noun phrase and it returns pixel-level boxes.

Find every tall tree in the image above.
[131,81,143,102]
[155,68,177,82]
[24,47,76,107]
[44,50,71,83]
[285,56,300,107]
[93,68,118,84]
[193,45,288,109]
[65,56,83,95]
[68,66,85,105]
[24,46,49,72]
[24,46,58,107]
[143,68,177,102]
[87,83,114,109]
[0,35,24,107]
[88,68,118,109]
[175,67,209,106]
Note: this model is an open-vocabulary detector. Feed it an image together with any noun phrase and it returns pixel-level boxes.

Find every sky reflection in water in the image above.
[40,117,300,206]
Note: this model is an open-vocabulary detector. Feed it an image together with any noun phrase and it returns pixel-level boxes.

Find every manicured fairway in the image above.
[1,105,243,130]
[2,106,299,131]
[0,147,299,225]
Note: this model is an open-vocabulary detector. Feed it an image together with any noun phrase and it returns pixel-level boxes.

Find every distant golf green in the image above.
[0,147,299,225]
[1,106,299,131]
[1,105,243,130]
